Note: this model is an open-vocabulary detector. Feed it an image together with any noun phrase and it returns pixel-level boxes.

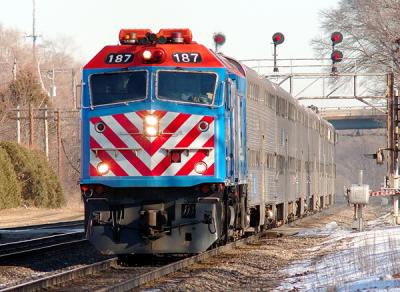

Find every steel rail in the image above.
[0,258,118,292]
[0,232,85,260]
[0,220,84,231]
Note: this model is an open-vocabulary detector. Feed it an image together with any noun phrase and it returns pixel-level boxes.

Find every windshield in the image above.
[157,71,217,105]
[90,71,147,106]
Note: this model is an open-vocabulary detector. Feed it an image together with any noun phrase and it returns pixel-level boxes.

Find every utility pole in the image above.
[26,0,46,93]
[26,0,39,55]
[387,72,400,224]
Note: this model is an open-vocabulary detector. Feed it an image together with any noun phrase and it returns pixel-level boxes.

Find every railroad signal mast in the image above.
[330,32,343,73]
[368,73,400,224]
[272,32,284,72]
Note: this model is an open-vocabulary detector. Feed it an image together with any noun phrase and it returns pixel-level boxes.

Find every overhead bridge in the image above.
[318,107,386,130]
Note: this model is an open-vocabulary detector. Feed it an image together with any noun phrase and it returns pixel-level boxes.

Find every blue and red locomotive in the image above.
[80,28,336,255]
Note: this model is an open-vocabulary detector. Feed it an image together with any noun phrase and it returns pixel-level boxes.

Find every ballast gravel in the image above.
[139,203,387,291]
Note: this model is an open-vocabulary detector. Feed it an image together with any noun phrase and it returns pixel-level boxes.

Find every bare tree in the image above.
[313,0,400,98]
[315,0,400,71]
[0,25,81,109]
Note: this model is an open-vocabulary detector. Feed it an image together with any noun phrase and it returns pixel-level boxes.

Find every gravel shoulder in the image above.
[0,206,83,228]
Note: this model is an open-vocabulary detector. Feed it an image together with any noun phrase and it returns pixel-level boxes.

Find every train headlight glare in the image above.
[145,126,157,136]
[142,50,152,60]
[145,115,158,126]
[97,162,110,175]
[194,161,207,174]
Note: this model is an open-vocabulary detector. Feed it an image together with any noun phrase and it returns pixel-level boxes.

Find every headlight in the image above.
[145,126,158,136]
[97,162,110,175]
[142,50,152,60]
[194,161,207,174]
[145,115,158,126]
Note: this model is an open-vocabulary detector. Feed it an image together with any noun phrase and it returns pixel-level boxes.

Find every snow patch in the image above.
[277,214,400,291]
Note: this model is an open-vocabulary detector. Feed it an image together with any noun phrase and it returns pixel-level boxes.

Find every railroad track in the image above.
[1,220,84,231]
[1,233,264,291]
[0,231,86,261]
[1,210,335,291]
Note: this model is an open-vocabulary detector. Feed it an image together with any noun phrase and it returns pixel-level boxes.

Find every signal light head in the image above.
[213,33,226,46]
[331,50,343,63]
[331,32,343,45]
[272,32,285,45]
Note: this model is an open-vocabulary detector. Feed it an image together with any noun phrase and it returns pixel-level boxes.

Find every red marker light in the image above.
[272,32,285,45]
[153,50,165,62]
[80,185,89,192]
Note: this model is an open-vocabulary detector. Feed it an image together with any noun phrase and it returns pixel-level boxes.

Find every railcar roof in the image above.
[243,64,334,130]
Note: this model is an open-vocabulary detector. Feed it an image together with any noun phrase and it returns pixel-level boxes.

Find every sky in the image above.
[0,0,339,63]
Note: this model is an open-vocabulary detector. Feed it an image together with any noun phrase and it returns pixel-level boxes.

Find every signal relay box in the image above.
[348,184,370,205]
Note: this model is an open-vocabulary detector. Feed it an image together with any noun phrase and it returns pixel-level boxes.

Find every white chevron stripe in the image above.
[89,122,141,176]
[124,112,143,132]
[159,111,180,133]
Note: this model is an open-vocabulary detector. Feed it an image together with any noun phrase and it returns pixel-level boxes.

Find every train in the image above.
[80,28,336,255]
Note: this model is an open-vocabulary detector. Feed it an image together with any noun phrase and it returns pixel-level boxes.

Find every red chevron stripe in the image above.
[202,135,215,148]
[203,163,214,175]
[91,118,151,176]
[90,137,129,176]
[89,164,98,176]
[151,154,172,176]
[175,116,214,148]
[175,150,207,176]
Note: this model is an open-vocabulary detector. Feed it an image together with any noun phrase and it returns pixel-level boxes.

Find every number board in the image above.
[105,53,134,64]
[172,52,202,63]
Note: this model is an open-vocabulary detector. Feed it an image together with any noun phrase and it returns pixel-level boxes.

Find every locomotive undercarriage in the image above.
[82,183,333,255]
[82,184,250,255]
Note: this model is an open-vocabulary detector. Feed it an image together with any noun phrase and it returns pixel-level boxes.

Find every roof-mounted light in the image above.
[119,29,151,45]
[171,32,184,43]
[158,28,193,44]
[119,28,193,45]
